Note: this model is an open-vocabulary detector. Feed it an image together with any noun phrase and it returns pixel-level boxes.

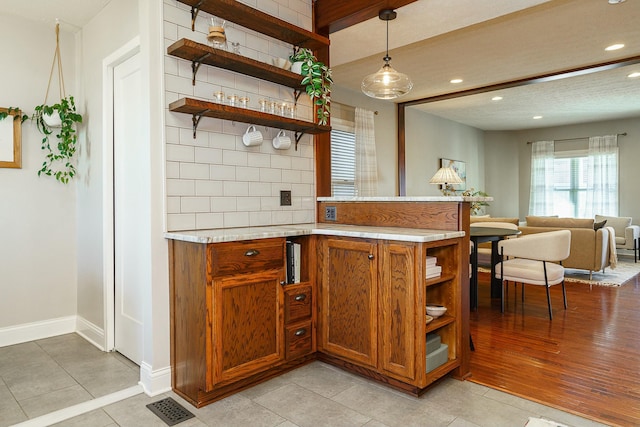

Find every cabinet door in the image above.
[211,269,284,385]
[318,237,377,368]
[379,241,419,382]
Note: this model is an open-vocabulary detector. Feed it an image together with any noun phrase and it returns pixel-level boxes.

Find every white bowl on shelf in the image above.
[426,305,447,318]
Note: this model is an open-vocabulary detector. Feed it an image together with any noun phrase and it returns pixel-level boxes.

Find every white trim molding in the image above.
[75,316,106,351]
[139,362,172,396]
[0,316,76,348]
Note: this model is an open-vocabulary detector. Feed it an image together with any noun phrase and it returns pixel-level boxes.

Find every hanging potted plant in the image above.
[289,48,332,126]
[34,22,83,184]
[33,96,82,183]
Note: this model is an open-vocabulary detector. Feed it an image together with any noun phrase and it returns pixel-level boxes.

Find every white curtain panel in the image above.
[354,107,378,196]
[584,135,618,217]
[528,140,555,216]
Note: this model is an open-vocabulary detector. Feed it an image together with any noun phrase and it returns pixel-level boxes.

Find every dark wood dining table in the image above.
[469,226,521,311]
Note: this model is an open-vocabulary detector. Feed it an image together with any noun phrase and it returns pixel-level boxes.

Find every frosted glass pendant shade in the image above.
[361,62,413,99]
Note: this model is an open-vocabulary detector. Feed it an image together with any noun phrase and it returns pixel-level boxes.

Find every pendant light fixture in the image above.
[361,9,413,100]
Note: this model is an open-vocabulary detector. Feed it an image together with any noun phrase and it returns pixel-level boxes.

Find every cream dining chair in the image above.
[495,230,571,320]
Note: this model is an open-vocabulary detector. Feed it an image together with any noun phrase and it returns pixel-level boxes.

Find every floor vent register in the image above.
[146,397,195,426]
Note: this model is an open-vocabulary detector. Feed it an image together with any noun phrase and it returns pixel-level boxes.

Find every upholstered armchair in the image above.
[595,215,640,262]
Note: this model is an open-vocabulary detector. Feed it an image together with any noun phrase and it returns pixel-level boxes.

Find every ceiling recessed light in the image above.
[533,116,543,120]
[608,0,626,4]
[491,96,503,101]
[605,43,625,51]
[628,72,640,78]
[450,79,463,84]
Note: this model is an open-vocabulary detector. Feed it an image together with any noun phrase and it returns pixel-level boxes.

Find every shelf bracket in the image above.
[192,112,205,139]
[190,0,205,31]
[294,131,305,151]
[191,53,211,85]
[293,89,303,106]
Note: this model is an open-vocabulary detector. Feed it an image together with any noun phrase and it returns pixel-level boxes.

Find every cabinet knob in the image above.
[280,281,286,286]
[368,254,374,260]
[294,294,307,302]
[294,328,307,336]
[244,249,260,256]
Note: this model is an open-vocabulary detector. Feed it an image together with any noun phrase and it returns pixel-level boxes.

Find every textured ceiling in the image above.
[330,0,640,130]
[0,0,111,32]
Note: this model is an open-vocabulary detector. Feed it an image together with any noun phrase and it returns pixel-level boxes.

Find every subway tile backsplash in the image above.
[163,0,316,231]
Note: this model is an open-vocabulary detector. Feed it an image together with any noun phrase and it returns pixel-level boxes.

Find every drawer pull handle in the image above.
[294,294,307,302]
[368,254,374,260]
[244,249,260,257]
[294,328,307,336]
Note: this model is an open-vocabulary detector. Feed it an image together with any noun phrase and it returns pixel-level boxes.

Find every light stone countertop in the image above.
[317,196,493,202]
[165,223,465,244]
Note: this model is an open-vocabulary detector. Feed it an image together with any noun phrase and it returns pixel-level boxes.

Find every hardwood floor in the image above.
[469,269,640,427]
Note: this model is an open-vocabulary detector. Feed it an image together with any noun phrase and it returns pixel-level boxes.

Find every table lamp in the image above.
[429,166,463,187]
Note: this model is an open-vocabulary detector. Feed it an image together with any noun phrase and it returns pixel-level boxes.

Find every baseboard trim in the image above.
[11,384,143,427]
[139,361,172,396]
[75,316,106,351]
[0,316,76,348]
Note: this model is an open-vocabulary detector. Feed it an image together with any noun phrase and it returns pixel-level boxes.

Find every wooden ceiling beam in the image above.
[315,0,418,34]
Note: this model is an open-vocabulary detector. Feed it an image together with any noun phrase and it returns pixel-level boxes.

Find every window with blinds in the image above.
[553,154,588,217]
[330,129,356,197]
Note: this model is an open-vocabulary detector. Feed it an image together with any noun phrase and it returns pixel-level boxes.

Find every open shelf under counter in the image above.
[167,38,304,88]
[177,0,329,50]
[169,97,330,144]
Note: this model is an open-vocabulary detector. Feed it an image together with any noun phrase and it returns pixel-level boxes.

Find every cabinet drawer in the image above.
[284,285,312,324]
[210,239,284,276]
[285,321,313,360]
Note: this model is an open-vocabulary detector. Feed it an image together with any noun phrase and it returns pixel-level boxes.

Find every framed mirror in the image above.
[0,107,23,168]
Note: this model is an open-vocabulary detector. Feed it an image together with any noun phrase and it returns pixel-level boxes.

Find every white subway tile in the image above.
[194,80,216,98]
[301,170,314,184]
[249,182,272,197]
[195,147,223,164]
[292,183,312,197]
[164,56,178,76]
[222,150,248,166]
[224,211,250,228]
[195,180,223,196]
[260,168,282,183]
[261,196,280,210]
[167,179,195,196]
[271,182,291,195]
[196,213,224,229]
[270,154,292,170]
[210,165,236,180]
[167,143,195,162]
[250,211,273,227]
[180,163,210,179]
[237,197,261,211]
[282,169,302,183]
[166,196,181,213]
[210,197,237,212]
[235,166,261,182]
[209,132,237,150]
[293,209,314,224]
[181,197,211,213]
[179,128,209,147]
[165,126,180,143]
[247,152,271,168]
[224,181,249,196]
[272,210,293,225]
[166,161,180,179]
[165,74,194,96]
[167,213,196,231]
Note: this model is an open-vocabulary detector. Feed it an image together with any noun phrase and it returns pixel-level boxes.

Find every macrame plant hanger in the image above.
[44,20,66,118]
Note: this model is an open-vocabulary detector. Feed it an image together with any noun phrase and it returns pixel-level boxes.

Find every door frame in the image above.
[102,37,141,352]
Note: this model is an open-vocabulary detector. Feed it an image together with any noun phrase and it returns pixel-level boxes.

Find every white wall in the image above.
[483,130,519,218]
[404,107,485,197]
[0,15,78,332]
[164,0,317,231]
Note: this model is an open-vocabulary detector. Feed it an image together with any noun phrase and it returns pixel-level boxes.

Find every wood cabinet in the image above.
[169,237,315,407]
[318,237,378,368]
[317,235,463,395]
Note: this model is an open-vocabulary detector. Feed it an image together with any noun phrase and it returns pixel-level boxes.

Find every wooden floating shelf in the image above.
[177,0,329,50]
[169,97,330,146]
[168,39,304,88]
[425,315,455,333]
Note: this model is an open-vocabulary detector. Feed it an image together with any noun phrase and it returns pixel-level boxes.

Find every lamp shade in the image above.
[361,63,413,99]
[429,167,463,185]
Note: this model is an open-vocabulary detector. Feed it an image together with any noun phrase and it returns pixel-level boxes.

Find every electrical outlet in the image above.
[280,190,292,206]
[325,206,337,221]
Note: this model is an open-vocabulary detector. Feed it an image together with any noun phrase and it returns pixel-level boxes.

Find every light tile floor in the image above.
[1,334,608,427]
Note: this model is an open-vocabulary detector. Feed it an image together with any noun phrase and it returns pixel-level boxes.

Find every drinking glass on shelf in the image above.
[258,99,268,112]
[231,42,241,55]
[239,97,249,108]
[227,94,238,107]
[268,101,276,114]
[213,91,225,103]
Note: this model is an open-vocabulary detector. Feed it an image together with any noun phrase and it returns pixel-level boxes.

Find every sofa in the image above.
[595,214,640,262]
[518,216,610,277]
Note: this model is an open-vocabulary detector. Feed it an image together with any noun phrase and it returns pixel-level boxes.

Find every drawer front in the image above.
[285,321,313,360]
[210,239,284,276]
[284,285,312,324]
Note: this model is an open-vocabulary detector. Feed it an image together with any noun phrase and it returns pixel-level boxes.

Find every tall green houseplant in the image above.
[289,48,332,126]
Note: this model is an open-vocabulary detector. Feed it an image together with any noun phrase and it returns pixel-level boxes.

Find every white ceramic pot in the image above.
[43,111,62,127]
[291,61,303,74]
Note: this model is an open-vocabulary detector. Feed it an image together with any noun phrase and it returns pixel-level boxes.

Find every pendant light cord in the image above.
[44,21,66,104]
[384,18,391,63]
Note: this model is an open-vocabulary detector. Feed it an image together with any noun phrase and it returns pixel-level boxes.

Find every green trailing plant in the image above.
[441,185,490,215]
[289,48,332,126]
[33,96,83,184]
[0,107,28,123]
